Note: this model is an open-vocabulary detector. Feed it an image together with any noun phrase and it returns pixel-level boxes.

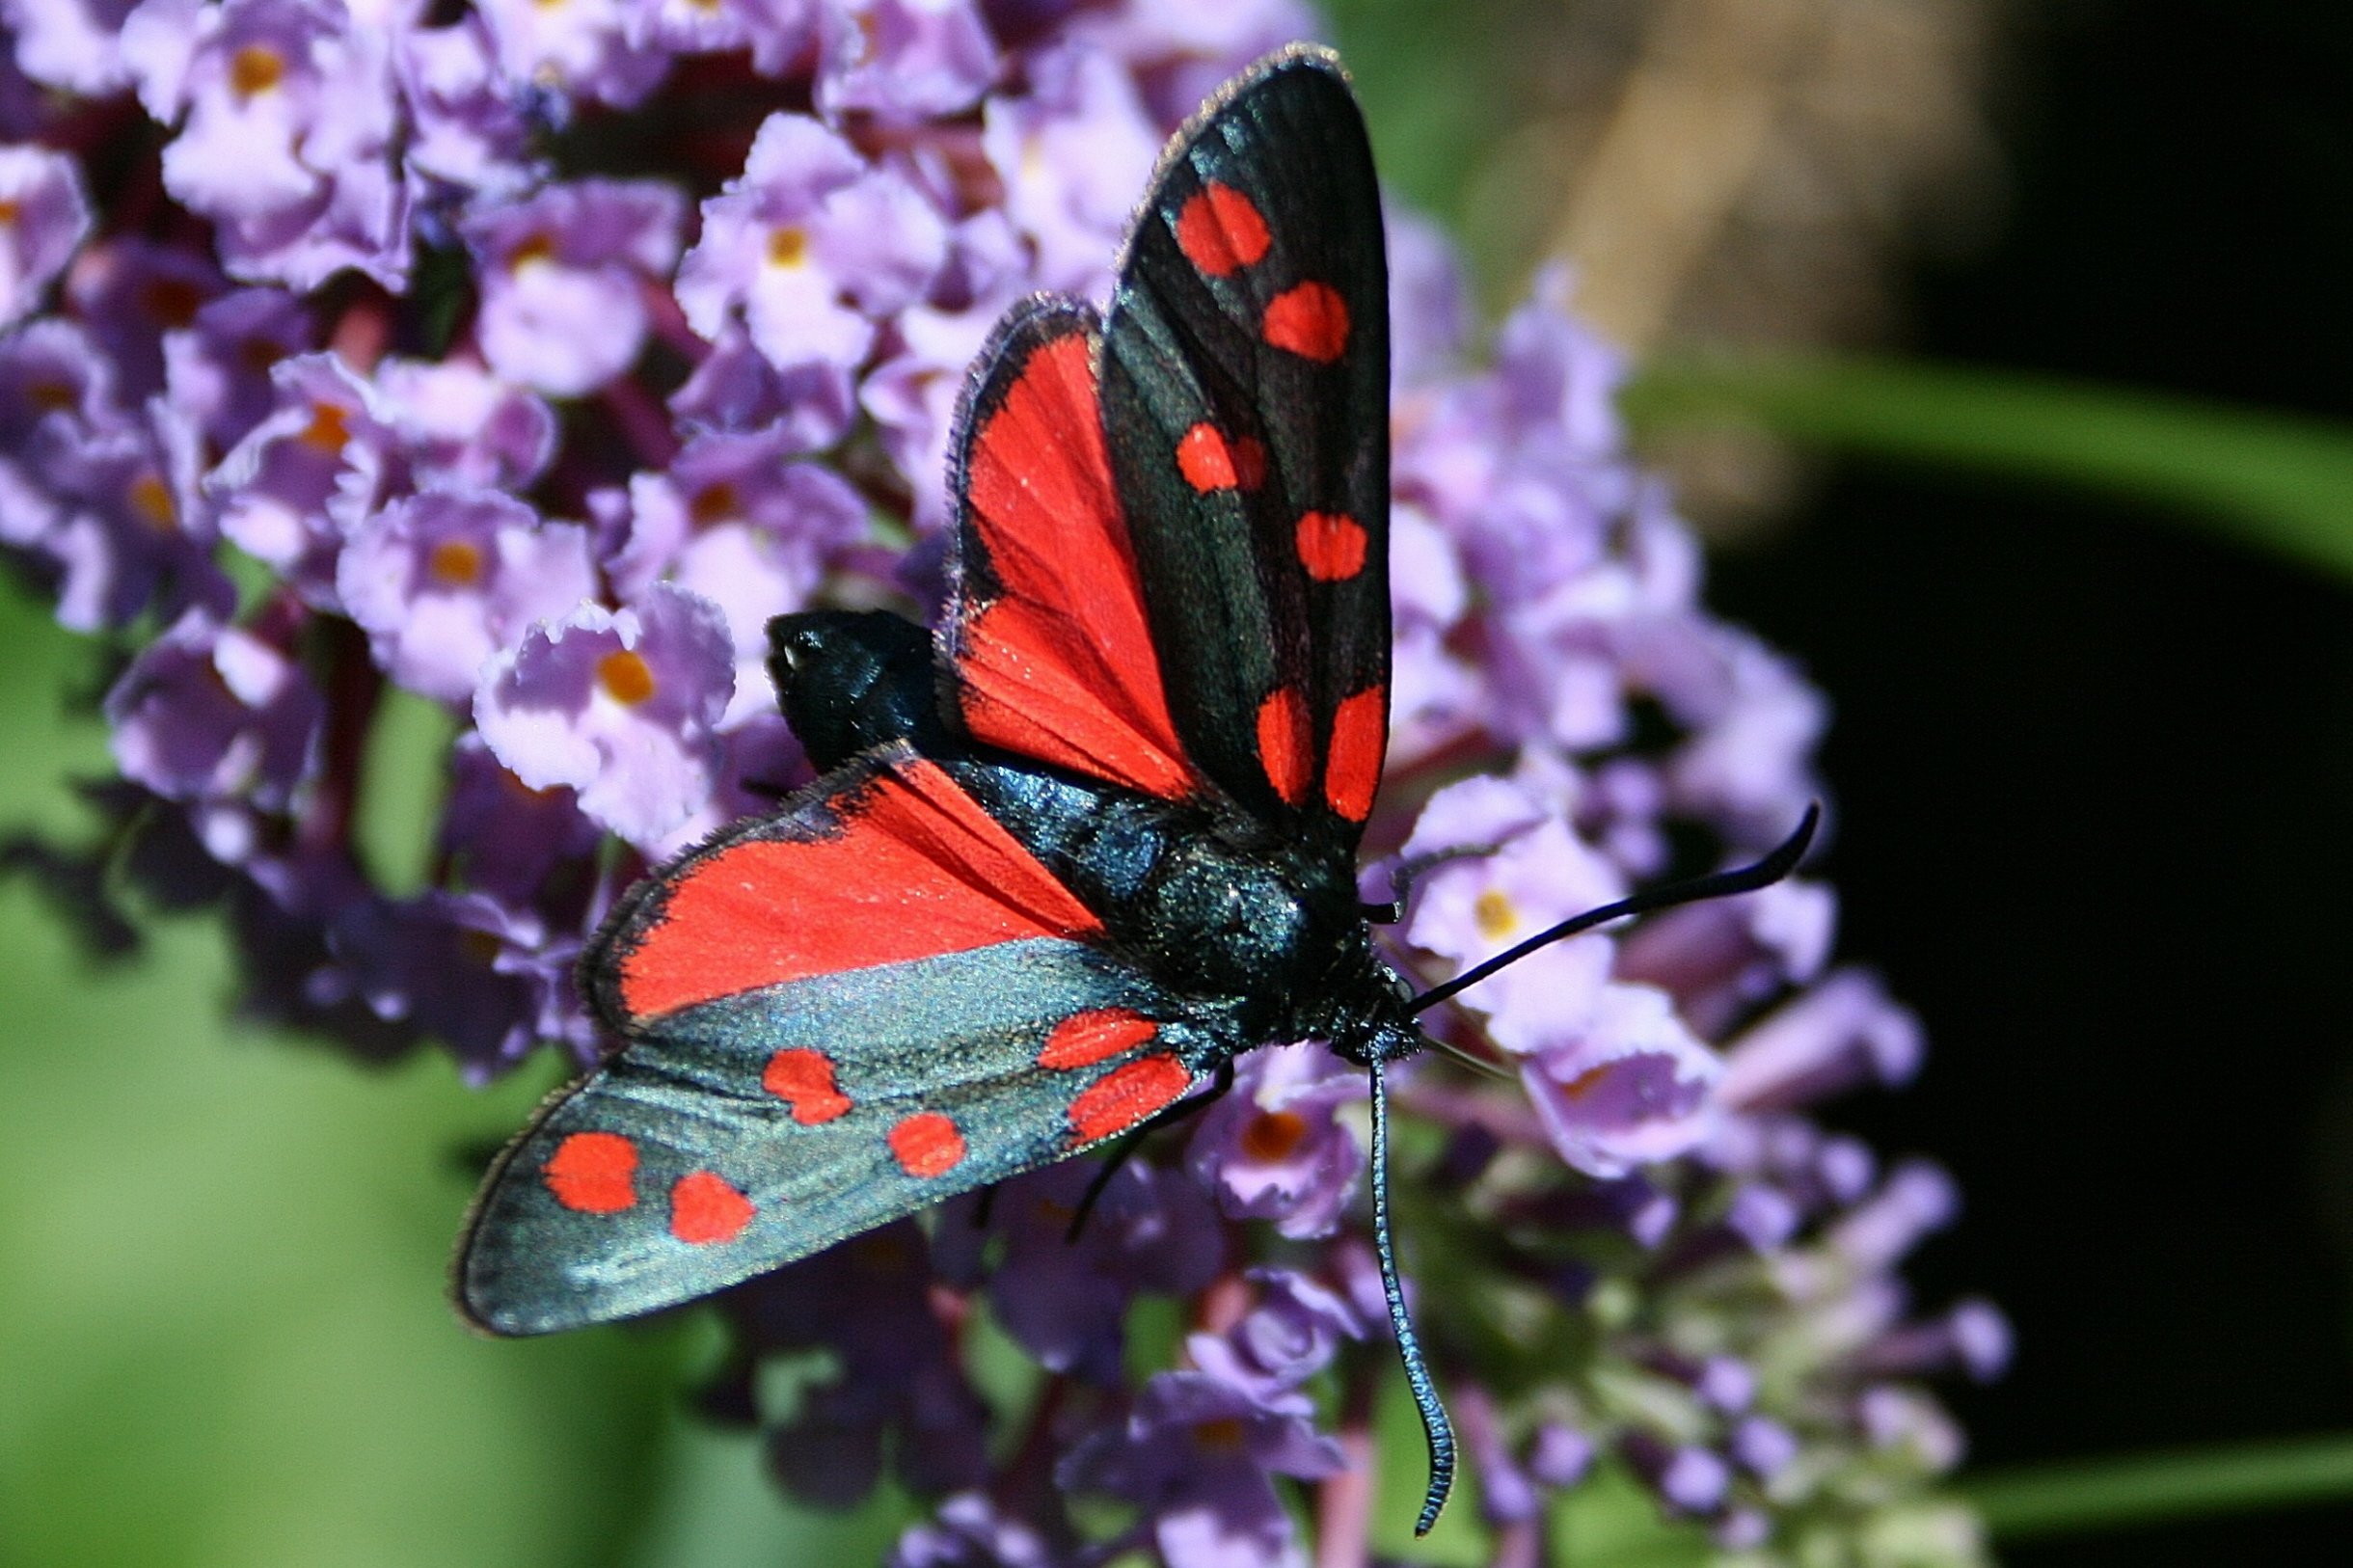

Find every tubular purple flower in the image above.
[0,146,93,329]
[675,113,948,374]
[473,581,736,852]
[465,179,686,396]
[816,0,999,122]
[338,489,597,703]
[1185,1041,1364,1238]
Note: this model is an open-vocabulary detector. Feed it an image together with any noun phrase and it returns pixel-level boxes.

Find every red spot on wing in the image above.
[543,1131,636,1213]
[1068,1055,1193,1143]
[619,758,1101,1018]
[1262,282,1349,363]
[1040,1009,1157,1069]
[1176,424,1238,491]
[1176,425,1269,494]
[889,1112,966,1178]
[1324,684,1387,823]
[669,1171,754,1244]
[1294,511,1366,581]
[1256,687,1311,807]
[959,328,1194,799]
[763,1048,852,1124]
[1175,183,1271,276]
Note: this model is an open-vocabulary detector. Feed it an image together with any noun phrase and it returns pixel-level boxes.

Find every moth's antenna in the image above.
[1368,1055,1457,1534]
[1408,805,1821,1016]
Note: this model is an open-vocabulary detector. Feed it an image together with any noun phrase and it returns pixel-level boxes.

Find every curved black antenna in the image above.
[1367,1055,1456,1534]
[1409,804,1821,1016]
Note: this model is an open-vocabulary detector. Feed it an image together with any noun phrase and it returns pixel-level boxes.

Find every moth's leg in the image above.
[1362,843,1501,924]
[1066,1059,1237,1242]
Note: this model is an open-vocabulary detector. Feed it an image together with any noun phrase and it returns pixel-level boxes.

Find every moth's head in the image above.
[764,608,941,770]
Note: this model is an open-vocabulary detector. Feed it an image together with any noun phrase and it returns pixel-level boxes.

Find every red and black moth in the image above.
[455,46,1814,1536]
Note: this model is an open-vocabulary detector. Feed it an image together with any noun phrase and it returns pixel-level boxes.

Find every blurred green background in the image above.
[11,2,2353,1564]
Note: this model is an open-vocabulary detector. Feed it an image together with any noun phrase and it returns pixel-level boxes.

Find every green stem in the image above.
[1620,354,2353,581]
[1963,1432,2353,1539]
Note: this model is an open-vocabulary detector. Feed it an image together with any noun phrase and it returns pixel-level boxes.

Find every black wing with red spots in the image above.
[456,749,1220,1335]
[1099,47,1390,847]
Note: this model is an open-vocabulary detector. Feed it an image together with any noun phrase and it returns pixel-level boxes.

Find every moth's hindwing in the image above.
[458,749,1215,1335]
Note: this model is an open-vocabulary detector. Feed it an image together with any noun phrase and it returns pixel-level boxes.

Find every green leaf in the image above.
[1964,1432,2353,1540]
[1621,354,2353,581]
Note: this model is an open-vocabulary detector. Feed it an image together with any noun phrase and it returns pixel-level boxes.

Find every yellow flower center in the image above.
[597,648,657,706]
[1474,888,1518,940]
[509,232,557,272]
[428,538,485,586]
[767,226,810,269]
[229,44,285,98]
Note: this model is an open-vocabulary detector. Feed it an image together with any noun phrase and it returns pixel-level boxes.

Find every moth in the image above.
[456,47,1811,1534]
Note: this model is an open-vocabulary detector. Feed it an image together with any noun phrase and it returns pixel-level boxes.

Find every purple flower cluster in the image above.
[0,0,1997,1561]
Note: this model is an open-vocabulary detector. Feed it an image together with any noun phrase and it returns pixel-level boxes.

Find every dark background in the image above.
[1702,6,2353,1562]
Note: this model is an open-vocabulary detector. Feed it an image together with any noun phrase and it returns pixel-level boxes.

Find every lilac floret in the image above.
[668,325,858,447]
[338,490,597,704]
[4,0,137,94]
[396,16,542,204]
[1061,1369,1345,1568]
[889,1493,1054,1568]
[106,609,322,810]
[612,429,870,718]
[939,1160,1221,1386]
[1830,1160,1961,1271]
[1719,968,1924,1111]
[1184,1267,1363,1402]
[1621,1431,1730,1517]
[465,179,686,396]
[1403,783,1624,1055]
[980,43,1158,293]
[66,237,226,403]
[162,286,314,452]
[473,581,736,852]
[676,113,949,375]
[817,0,999,123]
[371,357,558,491]
[0,145,93,330]
[207,352,402,607]
[1186,1041,1363,1238]
[1516,982,1722,1179]
[26,407,231,632]
[125,0,411,289]
[438,731,602,903]
[470,0,666,109]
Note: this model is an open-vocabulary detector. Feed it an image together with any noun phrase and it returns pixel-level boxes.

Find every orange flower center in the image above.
[229,44,284,98]
[298,403,349,453]
[597,649,657,706]
[128,474,176,532]
[1239,1109,1310,1163]
[428,538,485,586]
[767,226,810,268]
